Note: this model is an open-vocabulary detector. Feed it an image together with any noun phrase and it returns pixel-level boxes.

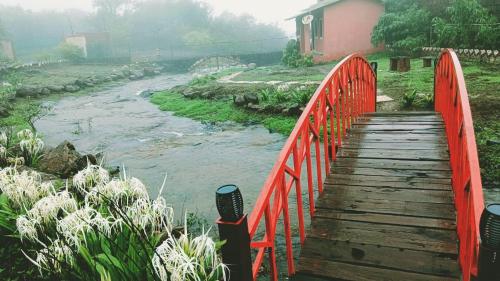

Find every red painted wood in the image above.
[247,54,376,280]
[434,49,485,280]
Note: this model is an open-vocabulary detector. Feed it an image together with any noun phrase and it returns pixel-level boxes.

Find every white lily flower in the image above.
[16,215,39,241]
[152,227,227,281]
[72,164,110,194]
[17,129,34,140]
[35,239,74,273]
[0,168,49,208]
[0,131,7,146]
[27,191,78,226]
[0,145,7,158]
[57,207,112,247]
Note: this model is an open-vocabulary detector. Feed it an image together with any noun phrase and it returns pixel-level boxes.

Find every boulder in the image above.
[64,84,80,93]
[129,70,144,80]
[233,95,246,106]
[248,63,257,69]
[47,85,64,92]
[246,103,262,112]
[244,92,259,104]
[143,67,156,76]
[182,89,201,99]
[40,88,51,96]
[16,86,41,97]
[201,91,215,99]
[74,79,86,87]
[38,141,97,178]
[282,103,302,116]
[0,105,10,117]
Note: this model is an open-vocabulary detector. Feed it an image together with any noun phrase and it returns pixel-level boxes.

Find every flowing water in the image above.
[35,74,286,220]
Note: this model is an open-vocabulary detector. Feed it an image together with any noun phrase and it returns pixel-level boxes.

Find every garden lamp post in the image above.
[478,203,500,280]
[216,184,252,281]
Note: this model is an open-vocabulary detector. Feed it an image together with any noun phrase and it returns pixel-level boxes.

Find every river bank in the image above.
[149,53,499,191]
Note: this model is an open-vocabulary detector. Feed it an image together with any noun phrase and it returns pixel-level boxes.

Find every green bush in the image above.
[281,39,314,68]
[57,43,84,63]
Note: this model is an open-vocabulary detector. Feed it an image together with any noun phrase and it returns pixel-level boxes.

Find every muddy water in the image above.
[35,74,286,220]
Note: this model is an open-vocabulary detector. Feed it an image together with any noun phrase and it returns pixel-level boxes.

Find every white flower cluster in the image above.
[152,227,227,281]
[126,197,174,235]
[0,145,6,159]
[57,207,112,247]
[0,131,7,146]
[277,83,290,92]
[34,239,74,273]
[85,176,148,206]
[0,167,51,208]
[17,129,44,158]
[27,191,78,225]
[72,163,110,194]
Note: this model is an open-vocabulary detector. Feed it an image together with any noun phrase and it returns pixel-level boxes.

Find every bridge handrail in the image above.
[247,54,376,280]
[434,49,485,280]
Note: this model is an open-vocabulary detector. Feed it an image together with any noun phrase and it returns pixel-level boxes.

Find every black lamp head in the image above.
[216,184,244,222]
[480,203,500,250]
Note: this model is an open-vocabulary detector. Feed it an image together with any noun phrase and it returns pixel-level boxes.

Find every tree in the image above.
[371,0,431,55]
[432,0,499,49]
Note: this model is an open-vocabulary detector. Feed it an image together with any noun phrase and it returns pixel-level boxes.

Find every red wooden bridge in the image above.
[242,49,485,281]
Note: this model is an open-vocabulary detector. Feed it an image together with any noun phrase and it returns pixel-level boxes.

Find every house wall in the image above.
[0,40,15,60]
[301,22,312,54]
[317,0,384,62]
[65,36,88,58]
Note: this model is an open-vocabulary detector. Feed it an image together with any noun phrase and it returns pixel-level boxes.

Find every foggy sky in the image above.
[0,0,316,35]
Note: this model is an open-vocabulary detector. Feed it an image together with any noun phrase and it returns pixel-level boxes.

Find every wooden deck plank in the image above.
[295,258,458,281]
[332,158,451,171]
[315,196,455,219]
[321,184,453,204]
[299,237,459,277]
[330,167,452,179]
[295,112,459,281]
[307,218,457,254]
[313,209,456,230]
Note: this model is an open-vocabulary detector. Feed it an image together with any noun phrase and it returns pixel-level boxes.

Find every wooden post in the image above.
[397,56,410,72]
[217,215,253,281]
[423,57,432,67]
[389,57,398,71]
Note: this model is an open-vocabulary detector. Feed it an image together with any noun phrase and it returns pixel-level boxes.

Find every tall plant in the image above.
[0,164,228,281]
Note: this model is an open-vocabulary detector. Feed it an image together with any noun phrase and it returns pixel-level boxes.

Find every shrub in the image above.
[402,90,418,108]
[282,39,314,68]
[57,43,84,63]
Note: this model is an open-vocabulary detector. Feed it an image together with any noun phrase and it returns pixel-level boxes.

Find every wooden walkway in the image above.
[294,112,460,281]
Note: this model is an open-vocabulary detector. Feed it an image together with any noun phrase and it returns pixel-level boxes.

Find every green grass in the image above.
[151,91,297,135]
[167,53,499,188]
[232,64,332,82]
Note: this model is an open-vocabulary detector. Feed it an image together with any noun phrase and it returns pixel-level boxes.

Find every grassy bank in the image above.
[154,53,498,188]
[151,90,297,135]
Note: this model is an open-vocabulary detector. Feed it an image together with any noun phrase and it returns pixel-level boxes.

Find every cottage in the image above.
[290,0,384,62]
[64,32,112,59]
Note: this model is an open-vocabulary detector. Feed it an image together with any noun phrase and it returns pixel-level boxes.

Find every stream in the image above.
[35,74,286,220]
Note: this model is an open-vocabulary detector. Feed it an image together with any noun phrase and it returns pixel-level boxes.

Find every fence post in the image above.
[217,215,253,281]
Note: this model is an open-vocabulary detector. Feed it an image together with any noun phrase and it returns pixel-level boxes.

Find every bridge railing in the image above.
[434,49,485,280]
[247,54,376,280]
